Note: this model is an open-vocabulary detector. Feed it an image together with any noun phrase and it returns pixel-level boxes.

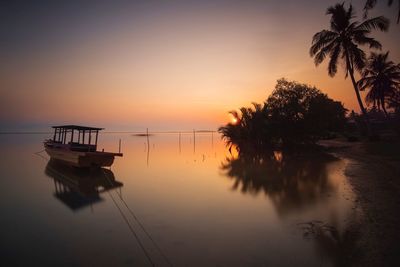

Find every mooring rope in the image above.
[34,149,46,154]
[33,149,164,266]
[34,149,49,162]
[105,185,155,266]
[102,169,174,267]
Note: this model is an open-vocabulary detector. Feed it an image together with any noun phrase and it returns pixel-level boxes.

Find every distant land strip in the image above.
[0,131,52,134]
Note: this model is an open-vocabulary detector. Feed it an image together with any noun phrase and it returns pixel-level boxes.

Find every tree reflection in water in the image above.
[220,149,339,216]
[221,149,363,265]
[300,221,362,267]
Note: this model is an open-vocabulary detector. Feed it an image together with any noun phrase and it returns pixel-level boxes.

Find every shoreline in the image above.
[322,140,400,266]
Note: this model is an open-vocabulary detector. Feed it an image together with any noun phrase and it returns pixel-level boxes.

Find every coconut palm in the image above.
[310,3,389,124]
[364,0,400,23]
[357,52,400,117]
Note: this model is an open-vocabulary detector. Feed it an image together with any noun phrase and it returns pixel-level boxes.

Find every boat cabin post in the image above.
[50,125,103,152]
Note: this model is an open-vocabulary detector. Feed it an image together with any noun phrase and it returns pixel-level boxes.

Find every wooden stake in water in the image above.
[146,128,150,150]
[146,128,150,166]
[193,129,196,153]
[179,132,181,153]
[119,139,121,153]
[211,131,214,148]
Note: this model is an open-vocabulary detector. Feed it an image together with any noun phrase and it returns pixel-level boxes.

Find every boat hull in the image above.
[45,147,116,168]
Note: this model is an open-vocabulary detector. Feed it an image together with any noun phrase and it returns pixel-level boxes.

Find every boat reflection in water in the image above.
[44,159,123,211]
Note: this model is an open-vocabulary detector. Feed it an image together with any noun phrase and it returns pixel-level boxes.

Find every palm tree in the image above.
[357,52,400,117]
[364,0,400,23]
[310,3,389,126]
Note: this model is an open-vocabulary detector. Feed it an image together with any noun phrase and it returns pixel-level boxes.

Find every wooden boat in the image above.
[44,125,122,168]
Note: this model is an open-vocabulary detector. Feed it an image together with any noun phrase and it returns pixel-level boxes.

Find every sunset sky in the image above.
[1,0,399,131]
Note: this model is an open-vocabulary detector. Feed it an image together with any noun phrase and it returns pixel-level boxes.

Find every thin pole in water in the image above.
[179,132,181,153]
[193,129,196,153]
[119,139,121,153]
[146,128,150,150]
[211,131,214,148]
[146,128,150,166]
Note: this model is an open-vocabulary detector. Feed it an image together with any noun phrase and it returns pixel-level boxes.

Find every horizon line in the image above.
[0,129,218,135]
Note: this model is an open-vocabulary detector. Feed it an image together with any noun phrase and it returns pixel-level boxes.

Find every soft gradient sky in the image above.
[1,0,399,131]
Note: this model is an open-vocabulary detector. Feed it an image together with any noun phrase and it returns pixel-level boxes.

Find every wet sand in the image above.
[321,139,400,266]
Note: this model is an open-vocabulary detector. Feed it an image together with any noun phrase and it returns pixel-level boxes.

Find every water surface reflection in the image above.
[0,133,357,266]
[44,159,123,211]
[301,221,363,267]
[221,150,342,217]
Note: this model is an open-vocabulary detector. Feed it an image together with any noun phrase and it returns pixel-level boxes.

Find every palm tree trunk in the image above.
[345,52,372,134]
[349,70,367,113]
[381,96,389,118]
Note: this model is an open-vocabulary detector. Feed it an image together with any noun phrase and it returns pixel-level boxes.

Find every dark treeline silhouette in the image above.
[221,3,399,150]
[310,3,389,132]
[311,2,400,137]
[218,79,346,151]
[357,51,400,117]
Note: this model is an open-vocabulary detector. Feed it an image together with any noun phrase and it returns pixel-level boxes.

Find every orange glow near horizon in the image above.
[1,1,399,131]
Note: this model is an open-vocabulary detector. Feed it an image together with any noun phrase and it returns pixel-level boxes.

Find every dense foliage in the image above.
[309,3,388,121]
[358,52,400,117]
[218,79,347,151]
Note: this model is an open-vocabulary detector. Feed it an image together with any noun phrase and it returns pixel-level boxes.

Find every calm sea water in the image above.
[0,133,357,266]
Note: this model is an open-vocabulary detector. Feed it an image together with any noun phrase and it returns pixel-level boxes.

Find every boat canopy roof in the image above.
[52,125,104,131]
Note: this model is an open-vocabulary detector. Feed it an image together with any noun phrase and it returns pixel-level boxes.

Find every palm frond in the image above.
[328,44,341,77]
[365,0,378,10]
[353,32,382,49]
[358,76,375,90]
[356,16,390,32]
[310,30,338,56]
[252,102,263,112]
[313,40,337,66]
[327,3,350,32]
[359,51,400,109]
[363,0,377,18]
[347,4,356,20]
[349,45,366,73]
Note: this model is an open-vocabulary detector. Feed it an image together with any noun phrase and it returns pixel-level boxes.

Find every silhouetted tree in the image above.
[310,3,389,130]
[218,103,272,152]
[219,79,347,150]
[357,52,400,117]
[265,79,347,146]
[364,0,400,23]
